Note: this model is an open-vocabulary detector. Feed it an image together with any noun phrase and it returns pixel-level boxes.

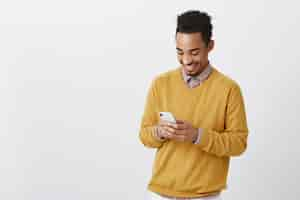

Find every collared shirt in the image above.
[181,64,212,88]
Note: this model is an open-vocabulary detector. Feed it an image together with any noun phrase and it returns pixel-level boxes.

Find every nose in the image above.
[182,54,192,65]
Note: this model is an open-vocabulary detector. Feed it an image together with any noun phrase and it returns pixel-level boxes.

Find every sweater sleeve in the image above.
[139,78,166,148]
[196,83,249,157]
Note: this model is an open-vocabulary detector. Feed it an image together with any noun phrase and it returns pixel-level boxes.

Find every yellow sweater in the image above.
[139,66,249,198]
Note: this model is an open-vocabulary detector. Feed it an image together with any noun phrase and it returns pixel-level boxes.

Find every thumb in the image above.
[175,119,185,124]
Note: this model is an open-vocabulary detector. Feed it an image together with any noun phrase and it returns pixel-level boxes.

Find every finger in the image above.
[158,126,173,138]
[162,126,176,135]
[177,119,191,125]
[160,121,177,129]
[159,120,175,126]
[175,119,185,124]
[167,123,179,129]
[160,128,174,138]
[174,123,186,130]
[173,129,186,135]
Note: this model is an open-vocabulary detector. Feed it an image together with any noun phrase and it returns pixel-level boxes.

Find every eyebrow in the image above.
[176,47,201,52]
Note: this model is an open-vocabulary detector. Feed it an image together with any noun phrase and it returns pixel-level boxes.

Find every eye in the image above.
[191,51,200,56]
[177,51,184,55]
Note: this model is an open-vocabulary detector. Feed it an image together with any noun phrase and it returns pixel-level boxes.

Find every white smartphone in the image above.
[159,112,176,123]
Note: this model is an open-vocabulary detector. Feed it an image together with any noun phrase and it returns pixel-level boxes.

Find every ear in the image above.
[207,40,214,52]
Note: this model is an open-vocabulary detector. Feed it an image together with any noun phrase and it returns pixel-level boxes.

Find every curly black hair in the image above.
[176,10,213,46]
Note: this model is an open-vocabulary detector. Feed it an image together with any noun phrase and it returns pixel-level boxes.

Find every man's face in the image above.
[176,32,213,76]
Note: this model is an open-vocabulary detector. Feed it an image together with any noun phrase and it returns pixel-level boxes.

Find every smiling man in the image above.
[139,10,249,200]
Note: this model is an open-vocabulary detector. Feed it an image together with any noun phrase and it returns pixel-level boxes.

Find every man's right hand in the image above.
[156,120,177,140]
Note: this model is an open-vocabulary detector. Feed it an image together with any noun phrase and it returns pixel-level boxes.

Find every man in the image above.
[139,10,249,200]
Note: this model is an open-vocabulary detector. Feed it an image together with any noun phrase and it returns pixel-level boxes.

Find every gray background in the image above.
[1,0,299,199]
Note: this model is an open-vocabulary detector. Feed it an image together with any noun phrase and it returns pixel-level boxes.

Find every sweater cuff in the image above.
[193,128,203,144]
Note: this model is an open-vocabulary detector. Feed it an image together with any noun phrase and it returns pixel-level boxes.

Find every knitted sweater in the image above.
[139,66,249,198]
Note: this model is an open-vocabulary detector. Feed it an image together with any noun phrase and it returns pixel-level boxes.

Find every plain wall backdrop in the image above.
[1,0,299,199]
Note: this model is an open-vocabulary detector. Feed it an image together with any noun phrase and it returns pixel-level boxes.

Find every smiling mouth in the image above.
[185,64,197,71]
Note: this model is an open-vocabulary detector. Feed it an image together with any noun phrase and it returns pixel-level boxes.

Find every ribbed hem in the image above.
[148,184,223,198]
